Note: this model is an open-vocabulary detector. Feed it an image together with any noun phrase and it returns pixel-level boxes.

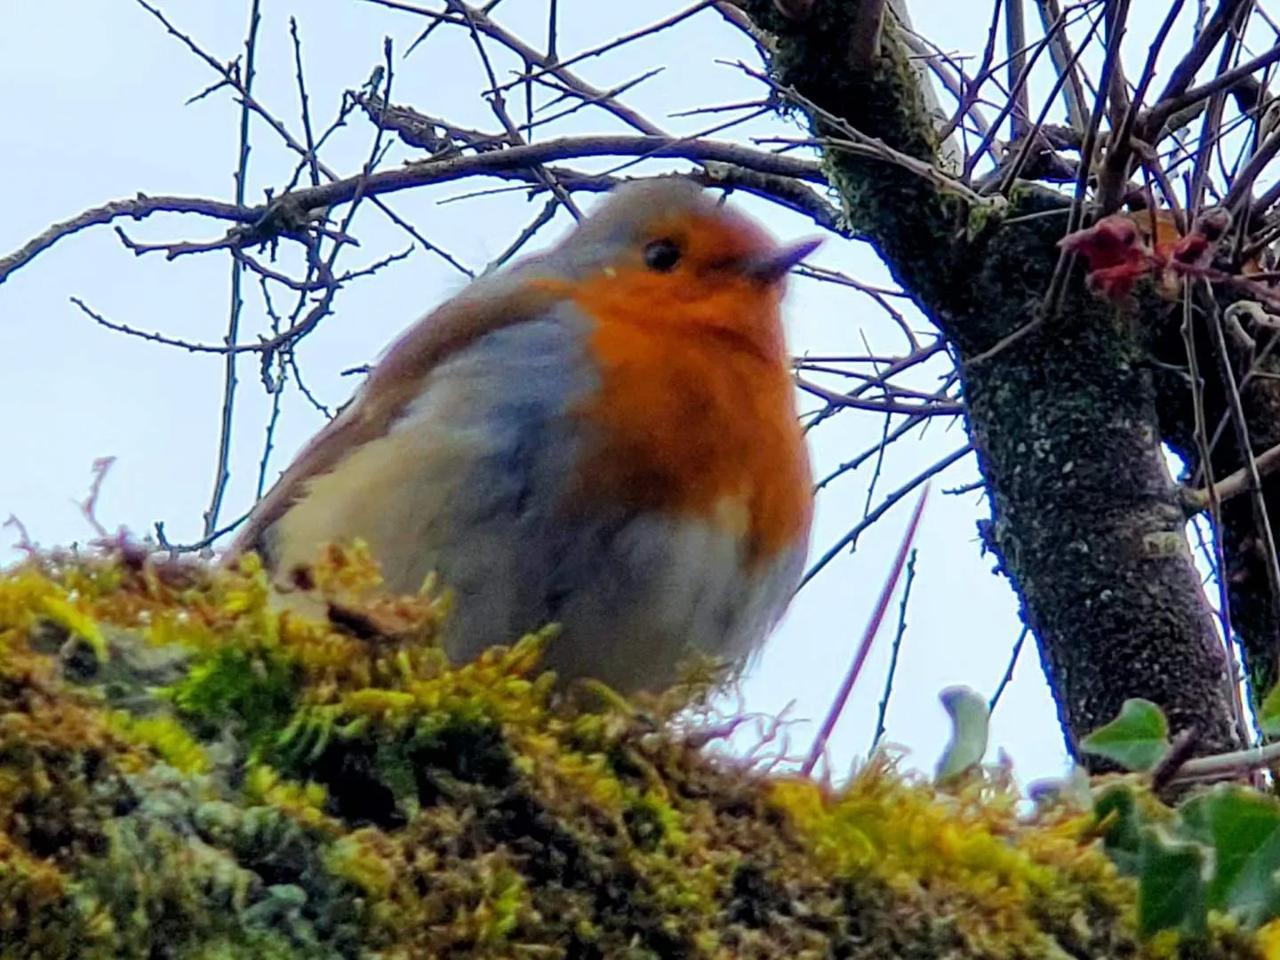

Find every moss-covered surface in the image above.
[0,545,1268,958]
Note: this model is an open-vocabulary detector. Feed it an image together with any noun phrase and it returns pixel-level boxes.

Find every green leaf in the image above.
[1093,783,1145,876]
[1258,682,1280,737]
[1097,782,1280,937]
[1179,786,1280,927]
[1080,699,1170,772]
[1138,826,1210,937]
[934,686,989,782]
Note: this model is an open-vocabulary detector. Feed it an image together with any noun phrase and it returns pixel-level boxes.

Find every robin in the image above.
[229,178,816,693]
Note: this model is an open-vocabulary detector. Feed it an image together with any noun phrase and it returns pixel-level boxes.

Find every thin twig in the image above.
[1033,0,1088,131]
[1147,43,1280,134]
[802,445,969,588]
[802,487,930,777]
[1151,725,1203,792]
[489,1,716,93]
[1004,0,1030,141]
[1,134,829,286]
[77,457,117,541]
[1188,439,1280,508]
[364,0,668,136]
[795,377,963,416]
[988,626,1029,712]
[1204,290,1280,675]
[202,0,262,540]
[1189,2,1251,210]
[1096,0,1186,211]
[1154,0,1254,110]
[132,0,470,275]
[992,11,1104,195]
[484,197,560,272]
[1168,735,1280,786]
[289,17,322,188]
[1178,277,1252,748]
[870,548,919,751]
[1042,0,1132,318]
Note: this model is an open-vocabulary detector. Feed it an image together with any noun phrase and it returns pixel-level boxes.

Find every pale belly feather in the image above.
[266,310,803,691]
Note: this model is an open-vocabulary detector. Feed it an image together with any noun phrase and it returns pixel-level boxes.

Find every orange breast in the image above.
[551,269,813,565]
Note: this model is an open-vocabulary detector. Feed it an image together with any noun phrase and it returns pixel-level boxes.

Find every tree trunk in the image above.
[745,0,1243,759]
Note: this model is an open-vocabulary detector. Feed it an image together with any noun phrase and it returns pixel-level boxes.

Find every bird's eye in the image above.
[643,238,681,272]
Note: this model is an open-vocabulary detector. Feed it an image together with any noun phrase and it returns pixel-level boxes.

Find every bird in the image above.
[228,178,817,693]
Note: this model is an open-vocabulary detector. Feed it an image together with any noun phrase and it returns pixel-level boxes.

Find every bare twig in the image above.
[1147,43,1280,135]
[132,0,469,275]
[870,548,919,751]
[1223,128,1280,212]
[2,135,829,286]
[202,0,262,540]
[814,409,940,491]
[289,17,322,189]
[1033,0,1088,131]
[1177,279,1253,749]
[988,626,1029,712]
[451,0,583,219]
[964,2,1087,182]
[0,195,250,284]
[77,457,117,541]
[1042,0,1132,319]
[155,513,251,556]
[802,487,929,777]
[363,0,668,136]
[1187,439,1280,508]
[1151,724,1204,792]
[3,515,37,555]
[1096,0,1186,211]
[1004,0,1030,141]
[802,445,970,588]
[489,1,717,93]
[1204,292,1280,666]
[1154,0,1255,110]
[484,197,560,272]
[1168,735,1280,786]
[795,377,963,416]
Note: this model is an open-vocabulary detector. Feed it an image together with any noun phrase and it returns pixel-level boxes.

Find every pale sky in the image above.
[3,0,1205,785]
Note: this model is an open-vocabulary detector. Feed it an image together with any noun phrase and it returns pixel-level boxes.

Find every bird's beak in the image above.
[744,236,823,283]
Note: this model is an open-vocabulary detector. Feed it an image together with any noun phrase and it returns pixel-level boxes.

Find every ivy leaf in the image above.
[1138,826,1210,938]
[1257,683,1280,737]
[1180,786,1280,927]
[934,686,989,783]
[1093,783,1145,876]
[1080,699,1170,772]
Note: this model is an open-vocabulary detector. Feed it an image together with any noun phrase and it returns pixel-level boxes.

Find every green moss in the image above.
[168,646,299,752]
[0,547,1267,958]
[108,710,211,774]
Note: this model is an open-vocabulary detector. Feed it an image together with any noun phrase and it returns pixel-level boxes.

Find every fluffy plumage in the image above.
[230,179,814,692]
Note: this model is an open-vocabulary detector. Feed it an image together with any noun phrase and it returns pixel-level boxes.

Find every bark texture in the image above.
[743,0,1242,759]
[1148,297,1280,701]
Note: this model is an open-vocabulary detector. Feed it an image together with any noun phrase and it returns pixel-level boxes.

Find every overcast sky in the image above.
[2,0,1214,785]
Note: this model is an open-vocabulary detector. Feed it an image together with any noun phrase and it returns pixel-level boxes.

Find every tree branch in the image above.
[0,136,827,286]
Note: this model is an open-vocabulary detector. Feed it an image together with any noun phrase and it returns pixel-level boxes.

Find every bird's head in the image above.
[536,179,820,351]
